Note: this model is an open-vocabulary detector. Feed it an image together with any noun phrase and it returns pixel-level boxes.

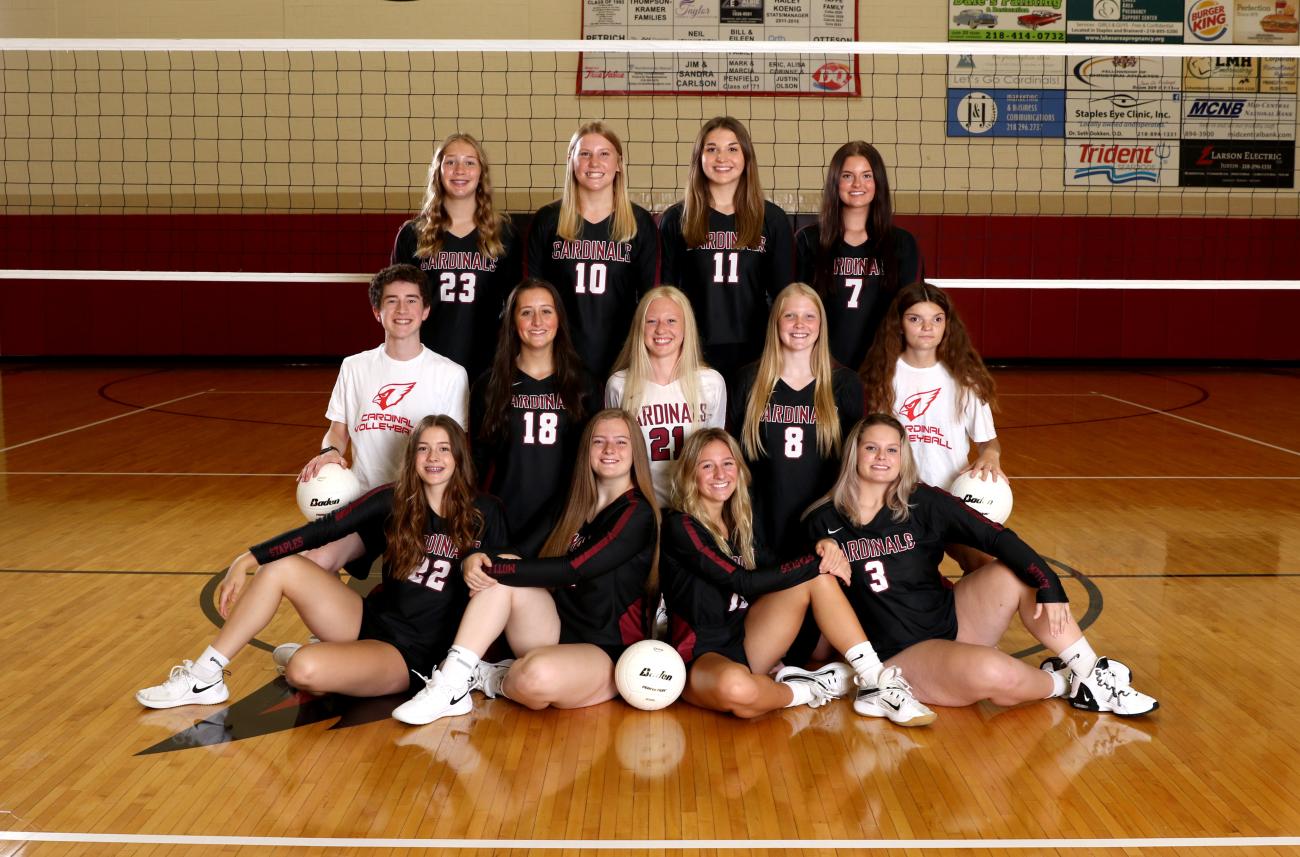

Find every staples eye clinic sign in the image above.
[578,0,861,95]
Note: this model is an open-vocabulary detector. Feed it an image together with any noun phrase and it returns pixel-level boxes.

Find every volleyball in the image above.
[296,463,363,521]
[949,471,1014,524]
[615,640,687,711]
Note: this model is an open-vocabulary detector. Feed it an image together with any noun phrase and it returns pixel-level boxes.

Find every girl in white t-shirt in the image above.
[606,285,727,505]
[861,281,1001,573]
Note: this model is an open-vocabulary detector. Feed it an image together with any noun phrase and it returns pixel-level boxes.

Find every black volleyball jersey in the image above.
[486,488,657,654]
[392,220,523,383]
[804,485,1066,660]
[658,201,795,349]
[659,510,818,664]
[794,225,921,371]
[250,487,509,640]
[469,368,601,555]
[727,364,864,556]
[525,201,659,379]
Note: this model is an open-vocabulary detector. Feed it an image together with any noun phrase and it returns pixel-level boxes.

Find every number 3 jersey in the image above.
[526,201,660,379]
[605,368,727,506]
[249,487,509,670]
[391,220,523,384]
[804,485,1066,660]
[659,510,819,665]
[727,364,864,556]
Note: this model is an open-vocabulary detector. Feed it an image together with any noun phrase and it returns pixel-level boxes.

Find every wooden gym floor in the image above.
[0,362,1298,856]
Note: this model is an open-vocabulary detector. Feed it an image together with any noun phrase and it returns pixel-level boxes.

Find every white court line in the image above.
[0,833,1297,850]
[0,471,294,477]
[0,391,212,453]
[999,393,1100,397]
[1013,475,1300,480]
[205,390,332,394]
[4,472,1298,480]
[1094,393,1300,458]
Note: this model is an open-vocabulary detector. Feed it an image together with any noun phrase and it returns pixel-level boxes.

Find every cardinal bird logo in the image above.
[899,388,941,421]
[372,382,416,410]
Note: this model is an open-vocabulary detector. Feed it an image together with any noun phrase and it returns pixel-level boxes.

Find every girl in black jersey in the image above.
[729,283,864,557]
[391,409,660,725]
[795,141,922,371]
[660,429,934,725]
[392,133,522,383]
[470,279,599,554]
[805,415,1158,716]
[659,116,795,378]
[135,416,507,709]
[526,122,659,380]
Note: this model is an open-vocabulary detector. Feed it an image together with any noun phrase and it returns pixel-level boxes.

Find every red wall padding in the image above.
[2,213,1297,359]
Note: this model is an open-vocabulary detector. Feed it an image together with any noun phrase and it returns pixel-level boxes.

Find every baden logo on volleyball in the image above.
[812,63,851,91]
[1187,0,1229,40]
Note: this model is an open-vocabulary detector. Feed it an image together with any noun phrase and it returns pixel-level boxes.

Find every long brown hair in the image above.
[479,278,588,445]
[682,116,766,250]
[860,281,997,414]
[740,283,842,460]
[820,414,918,525]
[813,141,900,305]
[383,415,484,580]
[413,132,507,260]
[558,122,639,244]
[670,428,756,568]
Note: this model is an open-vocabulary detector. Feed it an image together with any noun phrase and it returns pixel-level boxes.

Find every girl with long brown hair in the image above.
[136,416,507,709]
[659,116,795,378]
[861,281,1001,572]
[660,429,933,724]
[392,133,522,382]
[728,283,863,557]
[391,409,660,725]
[470,278,600,554]
[805,415,1157,716]
[796,141,922,370]
[527,122,659,379]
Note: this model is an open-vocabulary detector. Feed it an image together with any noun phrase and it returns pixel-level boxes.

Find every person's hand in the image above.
[964,451,1005,482]
[299,449,346,482]
[216,551,258,618]
[1033,601,1071,638]
[815,539,851,585]
[462,552,497,593]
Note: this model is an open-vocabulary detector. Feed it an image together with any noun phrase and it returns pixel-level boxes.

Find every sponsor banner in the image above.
[1184,0,1233,40]
[1066,0,1185,42]
[1234,0,1298,44]
[947,88,1067,135]
[1182,55,1262,91]
[1069,55,1183,90]
[1065,91,1182,137]
[1181,94,1297,139]
[1179,139,1296,185]
[1065,140,1179,184]
[1260,57,1298,93]
[579,0,860,95]
[948,0,1066,40]
[947,53,1067,88]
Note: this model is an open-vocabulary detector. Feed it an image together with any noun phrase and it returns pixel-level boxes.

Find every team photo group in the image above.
[134,115,1159,731]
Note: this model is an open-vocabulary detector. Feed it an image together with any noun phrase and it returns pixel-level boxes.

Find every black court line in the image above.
[1001,372,1210,432]
[0,568,216,576]
[97,371,323,430]
[1086,571,1300,579]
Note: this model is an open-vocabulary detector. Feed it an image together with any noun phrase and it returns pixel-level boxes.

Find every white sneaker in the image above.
[1070,657,1158,717]
[273,643,302,675]
[1040,656,1072,698]
[391,670,473,725]
[775,663,854,699]
[853,666,936,727]
[136,660,229,709]
[471,659,514,699]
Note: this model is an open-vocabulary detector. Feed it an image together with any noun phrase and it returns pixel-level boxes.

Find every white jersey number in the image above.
[844,277,863,309]
[412,558,452,591]
[712,251,739,284]
[574,262,607,295]
[784,426,804,458]
[864,559,889,593]
[439,272,476,303]
[522,411,559,445]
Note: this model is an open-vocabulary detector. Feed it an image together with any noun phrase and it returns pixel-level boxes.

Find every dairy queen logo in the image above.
[812,62,851,91]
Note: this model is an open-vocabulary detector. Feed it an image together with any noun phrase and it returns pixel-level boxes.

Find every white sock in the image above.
[1058,638,1098,679]
[439,645,480,686]
[1045,669,1069,699]
[844,641,883,686]
[194,646,229,681]
[782,678,816,708]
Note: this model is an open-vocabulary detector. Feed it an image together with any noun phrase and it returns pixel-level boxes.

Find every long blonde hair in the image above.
[682,116,766,250]
[610,286,708,424]
[820,414,918,525]
[414,132,507,260]
[741,283,843,460]
[558,122,638,244]
[670,428,756,568]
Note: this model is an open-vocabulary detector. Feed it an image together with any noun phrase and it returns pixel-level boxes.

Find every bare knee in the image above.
[713,668,764,718]
[970,656,1037,706]
[504,653,559,710]
[283,647,329,693]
